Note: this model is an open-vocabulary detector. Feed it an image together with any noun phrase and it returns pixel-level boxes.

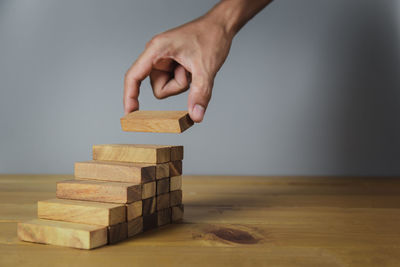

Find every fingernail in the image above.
[193,104,205,122]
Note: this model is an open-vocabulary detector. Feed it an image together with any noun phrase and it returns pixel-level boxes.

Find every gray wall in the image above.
[1,0,399,175]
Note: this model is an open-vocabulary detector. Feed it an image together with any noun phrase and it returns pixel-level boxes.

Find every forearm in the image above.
[204,0,273,38]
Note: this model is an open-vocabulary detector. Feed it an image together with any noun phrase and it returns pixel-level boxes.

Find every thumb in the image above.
[188,74,213,123]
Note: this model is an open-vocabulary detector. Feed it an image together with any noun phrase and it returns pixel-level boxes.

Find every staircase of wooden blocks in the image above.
[17,144,184,249]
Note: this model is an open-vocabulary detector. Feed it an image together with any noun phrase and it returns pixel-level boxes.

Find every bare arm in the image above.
[124,0,273,122]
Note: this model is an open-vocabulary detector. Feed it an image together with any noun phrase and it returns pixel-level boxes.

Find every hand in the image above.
[124,15,233,122]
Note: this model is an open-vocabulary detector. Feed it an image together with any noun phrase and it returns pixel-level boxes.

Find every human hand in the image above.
[123,14,234,122]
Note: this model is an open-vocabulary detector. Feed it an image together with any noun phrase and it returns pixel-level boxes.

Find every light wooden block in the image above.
[126,200,142,221]
[157,178,170,195]
[170,145,183,161]
[157,208,171,226]
[56,180,141,204]
[75,161,155,184]
[171,204,184,222]
[142,197,156,215]
[170,190,182,207]
[143,213,158,231]
[157,193,170,211]
[170,176,182,191]
[38,198,126,226]
[93,144,171,164]
[127,217,143,237]
[142,181,156,199]
[120,110,194,133]
[17,219,107,250]
[108,222,128,244]
[169,160,182,176]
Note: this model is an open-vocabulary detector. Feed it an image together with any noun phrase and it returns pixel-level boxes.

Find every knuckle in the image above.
[146,34,165,48]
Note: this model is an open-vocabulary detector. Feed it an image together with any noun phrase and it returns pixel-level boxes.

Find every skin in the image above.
[124,0,273,122]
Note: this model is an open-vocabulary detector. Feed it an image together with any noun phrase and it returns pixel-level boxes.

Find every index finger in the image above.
[124,47,158,114]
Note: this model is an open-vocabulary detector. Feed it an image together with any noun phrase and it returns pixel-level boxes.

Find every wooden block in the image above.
[126,200,142,221]
[154,163,169,179]
[170,190,182,207]
[157,178,170,195]
[142,197,156,215]
[120,110,194,133]
[170,145,183,161]
[143,213,158,231]
[157,208,171,226]
[74,161,155,184]
[56,180,141,204]
[157,193,170,211]
[170,175,182,191]
[142,181,156,199]
[38,198,126,226]
[127,216,143,237]
[17,219,107,250]
[108,222,128,244]
[171,204,184,222]
[93,144,171,164]
[169,160,182,176]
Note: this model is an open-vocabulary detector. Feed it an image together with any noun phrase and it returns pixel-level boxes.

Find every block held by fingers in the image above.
[120,110,194,133]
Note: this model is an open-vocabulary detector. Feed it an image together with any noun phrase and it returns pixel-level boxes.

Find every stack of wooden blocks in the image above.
[17,144,184,249]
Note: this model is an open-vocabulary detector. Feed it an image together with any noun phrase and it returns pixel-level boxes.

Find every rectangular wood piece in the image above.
[170,176,182,191]
[171,204,184,222]
[127,216,143,237]
[157,178,170,195]
[108,222,128,244]
[157,208,171,226]
[157,193,170,211]
[170,145,183,161]
[17,219,107,250]
[93,144,171,164]
[126,200,142,221]
[38,198,126,226]
[142,181,156,199]
[142,197,156,215]
[74,160,155,184]
[170,190,182,207]
[143,213,158,231]
[169,160,182,176]
[120,110,194,133]
[56,180,141,204]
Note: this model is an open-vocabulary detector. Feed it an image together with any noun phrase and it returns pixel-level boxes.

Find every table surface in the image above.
[1,175,400,267]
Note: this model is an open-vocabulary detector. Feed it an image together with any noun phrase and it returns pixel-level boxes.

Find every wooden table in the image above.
[1,175,400,266]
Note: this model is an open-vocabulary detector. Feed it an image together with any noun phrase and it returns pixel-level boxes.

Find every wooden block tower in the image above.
[17,144,184,249]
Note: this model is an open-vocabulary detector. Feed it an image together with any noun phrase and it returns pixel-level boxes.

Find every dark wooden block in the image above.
[157,193,170,211]
[108,222,128,244]
[157,208,171,226]
[170,190,182,207]
[169,161,182,176]
[157,178,170,195]
[142,197,156,215]
[143,213,158,231]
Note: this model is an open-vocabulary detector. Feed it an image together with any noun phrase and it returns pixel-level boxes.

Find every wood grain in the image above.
[38,198,126,226]
[142,181,156,199]
[171,204,184,222]
[4,175,400,266]
[120,110,194,133]
[170,190,182,207]
[108,222,128,244]
[127,216,143,237]
[156,178,170,195]
[142,197,156,215]
[126,200,142,221]
[143,213,158,231]
[157,193,170,211]
[56,180,141,204]
[154,163,169,179]
[93,144,171,164]
[170,175,182,191]
[74,161,155,184]
[169,160,182,176]
[157,208,171,226]
[17,219,107,249]
[170,146,183,161]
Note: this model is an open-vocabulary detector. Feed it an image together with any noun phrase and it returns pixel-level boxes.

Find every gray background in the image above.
[1,0,399,175]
